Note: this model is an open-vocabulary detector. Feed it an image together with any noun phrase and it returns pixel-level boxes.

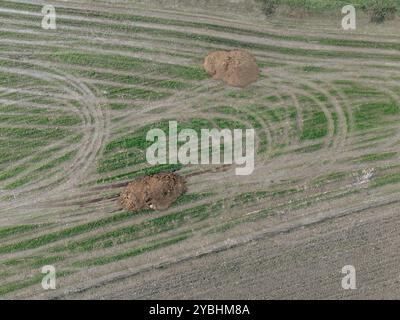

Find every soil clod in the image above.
[203,49,259,88]
[120,172,187,212]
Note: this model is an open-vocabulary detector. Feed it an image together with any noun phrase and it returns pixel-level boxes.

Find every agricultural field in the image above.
[0,0,400,299]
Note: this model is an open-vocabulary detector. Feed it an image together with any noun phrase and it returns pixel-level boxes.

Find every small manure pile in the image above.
[120,172,187,212]
[203,49,259,88]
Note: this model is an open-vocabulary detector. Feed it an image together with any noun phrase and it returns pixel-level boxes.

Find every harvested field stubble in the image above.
[120,172,187,212]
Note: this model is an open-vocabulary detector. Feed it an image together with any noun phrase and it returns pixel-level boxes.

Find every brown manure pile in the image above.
[120,172,187,212]
[203,49,259,88]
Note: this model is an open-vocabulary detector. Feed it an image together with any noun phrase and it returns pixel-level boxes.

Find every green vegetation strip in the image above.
[4,150,77,190]
[0,271,71,297]
[96,164,183,184]
[58,202,222,253]
[0,210,151,254]
[72,232,190,267]
[352,152,397,163]
[3,255,64,268]
[0,224,43,240]
[52,19,400,62]
[0,192,213,255]
[354,102,400,131]
[44,51,208,81]
[4,0,400,52]
[372,172,400,187]
[75,70,189,89]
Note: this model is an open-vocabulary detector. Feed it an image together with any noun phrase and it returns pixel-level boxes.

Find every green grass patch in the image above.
[72,233,190,267]
[96,164,183,184]
[302,65,336,73]
[106,103,137,110]
[352,152,397,163]
[372,172,400,187]
[172,192,213,206]
[3,0,400,53]
[265,107,287,122]
[231,188,298,206]
[0,208,155,254]
[96,84,169,101]
[214,106,240,115]
[73,69,189,90]
[354,102,400,130]
[294,143,324,153]
[0,271,71,297]
[0,224,43,240]
[98,150,146,173]
[61,202,221,253]
[100,118,214,173]
[4,255,64,268]
[336,82,382,97]
[265,95,280,102]
[214,118,246,130]
[301,110,328,140]
[0,274,43,297]
[0,71,49,87]
[0,127,69,139]
[0,165,26,182]
[312,171,347,186]
[46,51,208,81]
[227,90,254,99]
[4,150,77,190]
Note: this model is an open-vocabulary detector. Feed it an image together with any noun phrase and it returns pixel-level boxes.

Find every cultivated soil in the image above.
[2,0,400,300]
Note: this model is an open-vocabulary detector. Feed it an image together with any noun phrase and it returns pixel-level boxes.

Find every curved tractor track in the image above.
[0,0,400,299]
[0,59,108,216]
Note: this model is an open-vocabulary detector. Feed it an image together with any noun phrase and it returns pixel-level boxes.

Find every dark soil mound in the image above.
[120,172,187,212]
[203,49,259,88]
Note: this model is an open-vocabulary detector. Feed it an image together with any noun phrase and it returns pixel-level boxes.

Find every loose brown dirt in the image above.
[120,172,187,212]
[203,49,260,88]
